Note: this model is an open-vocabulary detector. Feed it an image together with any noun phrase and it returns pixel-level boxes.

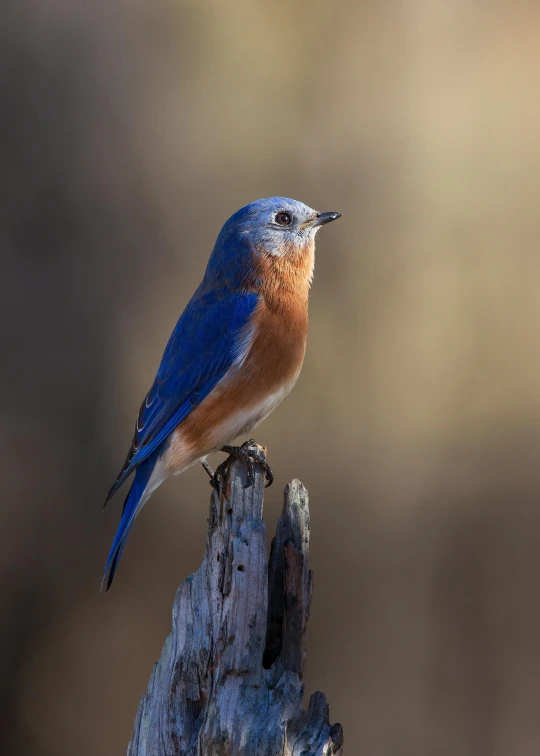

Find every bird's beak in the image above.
[312,211,343,226]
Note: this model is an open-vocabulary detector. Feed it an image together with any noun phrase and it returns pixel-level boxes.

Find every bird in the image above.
[102,197,342,590]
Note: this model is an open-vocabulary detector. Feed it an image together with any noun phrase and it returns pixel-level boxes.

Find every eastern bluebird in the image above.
[102,197,341,590]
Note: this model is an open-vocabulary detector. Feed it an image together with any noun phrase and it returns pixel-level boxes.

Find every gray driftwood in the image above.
[128,454,343,756]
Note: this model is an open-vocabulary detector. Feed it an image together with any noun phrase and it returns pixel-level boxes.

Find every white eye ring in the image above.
[275,211,292,226]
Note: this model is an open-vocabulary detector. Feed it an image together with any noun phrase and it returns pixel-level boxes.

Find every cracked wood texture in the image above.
[128,457,343,756]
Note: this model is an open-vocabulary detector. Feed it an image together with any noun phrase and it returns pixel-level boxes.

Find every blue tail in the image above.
[102,451,160,592]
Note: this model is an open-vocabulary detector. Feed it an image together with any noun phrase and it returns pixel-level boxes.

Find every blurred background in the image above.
[3,0,540,753]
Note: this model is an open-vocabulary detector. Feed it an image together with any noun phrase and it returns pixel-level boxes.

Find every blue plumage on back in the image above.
[102,285,259,589]
[105,286,259,505]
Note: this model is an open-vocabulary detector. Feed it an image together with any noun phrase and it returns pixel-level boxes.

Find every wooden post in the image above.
[128,453,343,756]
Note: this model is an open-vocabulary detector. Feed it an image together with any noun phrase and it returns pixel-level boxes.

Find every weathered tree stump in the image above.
[128,454,343,756]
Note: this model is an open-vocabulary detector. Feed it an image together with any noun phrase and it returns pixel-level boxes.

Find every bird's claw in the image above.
[211,439,273,491]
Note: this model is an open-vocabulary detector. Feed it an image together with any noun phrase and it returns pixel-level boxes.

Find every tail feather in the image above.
[101,450,161,592]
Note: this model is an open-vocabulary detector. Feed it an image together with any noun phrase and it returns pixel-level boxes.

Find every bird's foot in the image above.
[212,439,273,490]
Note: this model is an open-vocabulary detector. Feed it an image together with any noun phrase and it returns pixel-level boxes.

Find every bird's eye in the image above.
[275,212,292,226]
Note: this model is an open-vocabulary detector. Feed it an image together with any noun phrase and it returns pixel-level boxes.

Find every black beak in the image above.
[313,211,343,226]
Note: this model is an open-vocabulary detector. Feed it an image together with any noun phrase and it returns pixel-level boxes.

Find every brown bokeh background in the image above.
[3,1,540,753]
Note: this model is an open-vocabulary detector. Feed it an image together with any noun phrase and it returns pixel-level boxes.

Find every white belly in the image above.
[164,375,298,475]
[208,377,298,448]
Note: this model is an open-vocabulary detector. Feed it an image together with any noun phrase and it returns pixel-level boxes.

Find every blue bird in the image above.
[103,197,341,590]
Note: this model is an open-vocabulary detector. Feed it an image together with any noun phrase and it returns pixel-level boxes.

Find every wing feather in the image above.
[105,287,259,504]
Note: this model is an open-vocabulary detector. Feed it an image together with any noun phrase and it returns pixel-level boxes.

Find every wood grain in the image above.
[128,454,343,756]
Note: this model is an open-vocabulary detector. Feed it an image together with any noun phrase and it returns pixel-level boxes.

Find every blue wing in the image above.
[105,286,259,505]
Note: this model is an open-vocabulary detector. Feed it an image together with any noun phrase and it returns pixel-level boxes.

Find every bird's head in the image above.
[219,196,341,256]
[208,197,342,289]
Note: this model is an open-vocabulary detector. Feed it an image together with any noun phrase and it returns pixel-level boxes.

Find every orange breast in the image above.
[172,238,315,460]
[177,295,307,453]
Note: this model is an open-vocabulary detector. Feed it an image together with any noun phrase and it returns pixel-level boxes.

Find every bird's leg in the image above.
[201,460,214,478]
[201,460,220,491]
[212,439,274,490]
